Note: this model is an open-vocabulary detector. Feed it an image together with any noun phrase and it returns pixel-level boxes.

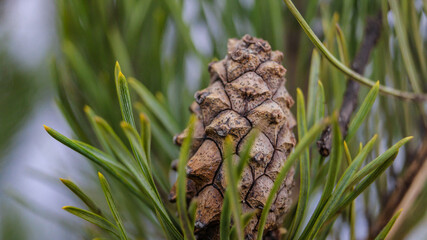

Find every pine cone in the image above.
[170,35,296,240]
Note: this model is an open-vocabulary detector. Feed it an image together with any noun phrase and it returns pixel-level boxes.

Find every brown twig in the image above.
[317,14,382,156]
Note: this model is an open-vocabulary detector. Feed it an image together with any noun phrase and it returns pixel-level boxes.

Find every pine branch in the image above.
[368,137,427,239]
[317,14,382,156]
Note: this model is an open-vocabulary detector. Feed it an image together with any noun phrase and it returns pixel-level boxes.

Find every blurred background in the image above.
[0,0,426,239]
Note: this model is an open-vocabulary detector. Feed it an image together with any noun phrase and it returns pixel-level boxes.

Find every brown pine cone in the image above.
[170,34,296,240]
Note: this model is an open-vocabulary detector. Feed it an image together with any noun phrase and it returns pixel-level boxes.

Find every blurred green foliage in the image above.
[0,50,40,158]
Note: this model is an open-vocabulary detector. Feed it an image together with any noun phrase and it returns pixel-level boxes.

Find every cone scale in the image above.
[170,35,296,239]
